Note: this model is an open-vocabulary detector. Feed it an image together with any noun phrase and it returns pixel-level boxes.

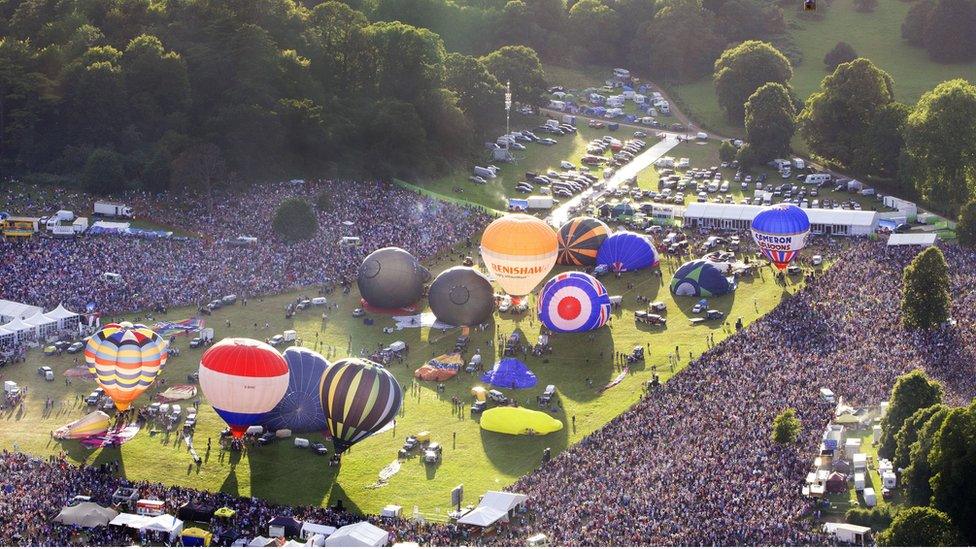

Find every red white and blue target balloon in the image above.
[537,272,611,333]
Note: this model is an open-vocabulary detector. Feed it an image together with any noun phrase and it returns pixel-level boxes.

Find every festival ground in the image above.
[0,245,810,519]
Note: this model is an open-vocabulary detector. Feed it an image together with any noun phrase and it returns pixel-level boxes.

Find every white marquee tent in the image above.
[24,310,57,338]
[0,299,42,323]
[45,303,82,331]
[324,522,389,547]
[457,491,528,528]
[109,513,184,542]
[1,317,35,342]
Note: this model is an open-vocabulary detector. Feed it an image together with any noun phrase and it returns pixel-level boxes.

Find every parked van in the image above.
[707,181,719,193]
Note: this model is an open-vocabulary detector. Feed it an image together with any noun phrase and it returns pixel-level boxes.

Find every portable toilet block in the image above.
[882,471,897,489]
[845,438,861,458]
[854,472,865,491]
[863,487,877,507]
[872,424,882,444]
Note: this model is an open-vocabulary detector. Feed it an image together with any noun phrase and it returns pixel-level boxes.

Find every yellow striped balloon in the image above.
[319,358,402,454]
[84,322,167,411]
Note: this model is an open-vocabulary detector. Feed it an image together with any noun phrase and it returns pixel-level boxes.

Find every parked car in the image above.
[487,390,508,404]
[705,309,725,320]
[423,442,443,463]
[311,442,328,455]
[67,342,84,353]
[268,334,284,346]
[257,433,276,445]
[189,337,204,348]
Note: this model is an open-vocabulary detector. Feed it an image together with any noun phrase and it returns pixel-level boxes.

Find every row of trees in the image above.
[876,369,975,544]
[0,0,548,189]
[711,40,976,215]
[362,0,790,82]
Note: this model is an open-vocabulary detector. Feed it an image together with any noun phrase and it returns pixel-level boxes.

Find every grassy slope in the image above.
[668,0,976,138]
[1,249,799,519]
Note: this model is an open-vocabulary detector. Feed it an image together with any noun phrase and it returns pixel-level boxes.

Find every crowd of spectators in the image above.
[0,181,491,316]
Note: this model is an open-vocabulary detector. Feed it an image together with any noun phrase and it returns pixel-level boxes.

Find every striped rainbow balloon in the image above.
[84,322,168,411]
[199,338,289,438]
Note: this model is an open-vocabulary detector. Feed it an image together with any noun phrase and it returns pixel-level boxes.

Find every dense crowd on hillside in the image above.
[498,240,976,546]
[0,181,491,315]
[3,239,975,546]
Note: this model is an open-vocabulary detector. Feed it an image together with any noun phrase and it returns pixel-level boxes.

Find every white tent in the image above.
[1,317,35,341]
[0,299,42,323]
[301,522,336,540]
[457,491,528,528]
[248,536,277,547]
[110,513,150,529]
[324,522,389,547]
[0,326,14,346]
[53,502,119,528]
[887,233,938,246]
[46,304,81,330]
[283,541,304,547]
[305,534,328,547]
[24,310,57,337]
[823,522,871,545]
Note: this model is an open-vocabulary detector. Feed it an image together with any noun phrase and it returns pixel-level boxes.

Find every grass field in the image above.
[667,0,976,138]
[0,247,804,519]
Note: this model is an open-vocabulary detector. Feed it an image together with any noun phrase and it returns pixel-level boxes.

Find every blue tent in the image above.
[669,260,736,297]
[481,358,537,389]
[263,347,330,432]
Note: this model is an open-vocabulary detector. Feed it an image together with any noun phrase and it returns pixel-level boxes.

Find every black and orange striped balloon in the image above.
[557,217,610,266]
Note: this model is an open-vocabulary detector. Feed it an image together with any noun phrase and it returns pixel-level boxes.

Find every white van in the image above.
[805,173,831,185]
[101,272,123,284]
[719,181,729,193]
[707,181,719,193]
[339,236,362,248]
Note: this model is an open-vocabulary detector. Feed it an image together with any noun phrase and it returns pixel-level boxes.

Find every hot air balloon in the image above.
[750,204,810,270]
[596,231,659,272]
[263,347,330,433]
[670,260,735,297]
[319,358,402,454]
[84,322,167,411]
[357,247,430,311]
[199,338,289,438]
[480,214,558,297]
[537,272,611,333]
[557,217,610,266]
[427,266,494,327]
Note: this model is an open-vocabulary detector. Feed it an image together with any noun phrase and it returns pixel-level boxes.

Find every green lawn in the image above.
[1,248,799,520]
[668,0,976,138]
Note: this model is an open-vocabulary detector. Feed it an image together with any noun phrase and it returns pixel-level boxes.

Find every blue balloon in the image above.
[596,231,659,272]
[537,272,611,333]
[263,347,330,433]
[750,204,811,270]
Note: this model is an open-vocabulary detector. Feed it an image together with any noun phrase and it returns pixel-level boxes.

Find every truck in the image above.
[527,196,555,209]
[93,201,133,219]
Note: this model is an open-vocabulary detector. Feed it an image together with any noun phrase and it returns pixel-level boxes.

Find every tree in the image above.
[902,0,935,47]
[365,21,446,104]
[315,190,332,211]
[922,0,976,62]
[878,507,960,546]
[444,52,504,133]
[480,45,548,107]
[863,102,910,178]
[895,404,950,469]
[903,79,976,214]
[719,140,737,162]
[744,82,795,164]
[715,0,785,43]
[880,369,944,458]
[120,34,190,140]
[901,246,952,331]
[273,197,318,242]
[928,403,976,542]
[568,0,619,63]
[958,200,976,247]
[630,0,724,82]
[771,407,801,444]
[823,41,857,71]
[903,406,951,505]
[853,0,878,12]
[81,148,126,194]
[713,40,793,125]
[798,58,894,171]
[170,142,225,200]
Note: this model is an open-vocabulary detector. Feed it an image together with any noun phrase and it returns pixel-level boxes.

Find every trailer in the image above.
[93,201,133,218]
[526,196,554,209]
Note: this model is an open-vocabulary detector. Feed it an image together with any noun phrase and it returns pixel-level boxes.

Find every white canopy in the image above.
[110,513,149,528]
[46,304,80,320]
[53,502,118,528]
[2,317,35,338]
[142,514,184,536]
[0,299,42,321]
[324,522,389,547]
[24,311,56,327]
[248,536,277,547]
[457,491,527,528]
[887,233,938,246]
[301,522,336,540]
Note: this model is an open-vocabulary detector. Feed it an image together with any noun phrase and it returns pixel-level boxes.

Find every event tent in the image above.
[324,522,389,547]
[0,326,14,346]
[182,527,213,547]
[45,304,81,330]
[457,492,528,528]
[1,317,35,341]
[109,513,184,542]
[269,516,303,538]
[178,501,216,522]
[24,310,57,338]
[0,299,42,323]
[53,502,118,528]
[247,536,276,547]
[301,522,336,540]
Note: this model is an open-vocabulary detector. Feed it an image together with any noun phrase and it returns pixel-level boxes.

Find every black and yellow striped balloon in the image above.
[557,217,611,266]
[319,358,402,454]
